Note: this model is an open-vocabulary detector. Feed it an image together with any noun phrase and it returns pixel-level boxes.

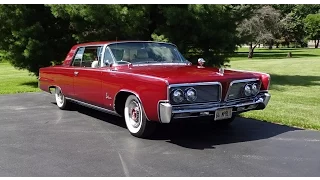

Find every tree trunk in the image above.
[276,42,279,48]
[268,40,273,50]
[315,40,319,48]
[248,43,254,58]
[287,41,290,48]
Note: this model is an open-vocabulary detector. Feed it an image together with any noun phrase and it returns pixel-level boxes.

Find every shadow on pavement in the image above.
[54,101,300,150]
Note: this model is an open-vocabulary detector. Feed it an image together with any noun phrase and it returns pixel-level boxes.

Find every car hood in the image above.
[118,65,261,85]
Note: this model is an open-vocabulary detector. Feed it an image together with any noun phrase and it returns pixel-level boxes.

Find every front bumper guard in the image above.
[159,92,271,123]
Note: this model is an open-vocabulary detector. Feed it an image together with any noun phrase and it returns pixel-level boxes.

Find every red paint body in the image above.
[39,41,270,122]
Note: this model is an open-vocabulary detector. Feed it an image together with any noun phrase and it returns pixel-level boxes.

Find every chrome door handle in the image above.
[74,71,79,76]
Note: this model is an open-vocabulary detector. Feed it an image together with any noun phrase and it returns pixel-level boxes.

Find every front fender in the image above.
[110,72,168,122]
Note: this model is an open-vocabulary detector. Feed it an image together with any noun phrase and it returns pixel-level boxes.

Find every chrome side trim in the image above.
[167,82,222,104]
[66,97,121,117]
[112,89,151,121]
[224,78,260,101]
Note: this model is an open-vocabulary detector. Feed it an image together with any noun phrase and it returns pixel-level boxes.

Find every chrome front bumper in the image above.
[158,92,271,123]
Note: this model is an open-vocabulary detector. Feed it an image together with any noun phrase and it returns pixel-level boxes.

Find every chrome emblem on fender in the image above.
[106,93,112,100]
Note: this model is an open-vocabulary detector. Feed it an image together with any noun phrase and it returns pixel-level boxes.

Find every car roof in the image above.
[73,41,176,48]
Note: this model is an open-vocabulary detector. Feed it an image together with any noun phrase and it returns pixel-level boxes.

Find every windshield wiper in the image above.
[134,61,157,64]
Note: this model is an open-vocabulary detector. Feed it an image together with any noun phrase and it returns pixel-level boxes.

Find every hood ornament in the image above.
[218,67,224,75]
[197,58,205,68]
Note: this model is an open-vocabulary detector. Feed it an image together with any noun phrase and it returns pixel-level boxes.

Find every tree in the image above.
[0,5,75,76]
[0,4,242,75]
[48,5,151,41]
[294,4,320,18]
[237,6,282,58]
[304,14,320,48]
[158,5,240,66]
[280,12,305,47]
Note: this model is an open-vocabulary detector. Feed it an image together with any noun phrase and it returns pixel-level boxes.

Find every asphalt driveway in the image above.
[0,92,319,176]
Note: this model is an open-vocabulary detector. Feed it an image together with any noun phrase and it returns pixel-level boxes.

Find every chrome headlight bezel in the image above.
[251,83,259,95]
[171,89,184,103]
[185,87,197,102]
[244,84,252,96]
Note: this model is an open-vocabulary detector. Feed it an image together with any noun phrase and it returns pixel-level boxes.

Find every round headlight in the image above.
[244,84,252,96]
[171,89,184,103]
[185,88,197,102]
[251,83,259,95]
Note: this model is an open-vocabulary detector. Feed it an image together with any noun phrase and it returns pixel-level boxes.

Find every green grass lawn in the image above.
[231,47,320,61]
[229,48,320,130]
[0,62,40,94]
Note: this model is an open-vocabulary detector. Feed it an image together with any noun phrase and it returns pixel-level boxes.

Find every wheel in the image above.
[55,87,69,110]
[212,115,236,127]
[124,95,156,138]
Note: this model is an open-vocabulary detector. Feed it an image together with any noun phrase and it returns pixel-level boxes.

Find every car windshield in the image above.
[108,42,187,65]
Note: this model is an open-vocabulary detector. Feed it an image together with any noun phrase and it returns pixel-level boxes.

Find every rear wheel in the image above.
[124,95,156,138]
[55,88,70,110]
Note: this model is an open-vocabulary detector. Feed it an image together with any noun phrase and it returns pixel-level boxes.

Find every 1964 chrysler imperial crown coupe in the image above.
[39,41,271,138]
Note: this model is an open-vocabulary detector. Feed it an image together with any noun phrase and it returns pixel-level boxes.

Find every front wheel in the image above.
[124,95,156,138]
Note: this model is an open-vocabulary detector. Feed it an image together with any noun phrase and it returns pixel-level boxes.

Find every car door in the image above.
[100,47,117,110]
[72,46,104,107]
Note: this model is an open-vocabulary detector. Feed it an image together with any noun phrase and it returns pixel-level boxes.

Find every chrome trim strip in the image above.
[112,89,151,121]
[132,63,189,67]
[167,82,222,104]
[99,45,107,67]
[66,97,121,117]
[224,78,260,101]
[77,44,107,47]
[104,45,117,66]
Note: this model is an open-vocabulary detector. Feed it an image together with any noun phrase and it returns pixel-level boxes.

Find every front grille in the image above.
[169,83,221,105]
[225,79,260,101]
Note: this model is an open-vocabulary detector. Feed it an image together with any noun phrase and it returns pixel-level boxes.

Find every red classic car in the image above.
[39,41,271,138]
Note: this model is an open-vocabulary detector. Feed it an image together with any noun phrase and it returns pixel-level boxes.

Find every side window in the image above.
[82,46,102,68]
[72,47,85,67]
[103,48,114,66]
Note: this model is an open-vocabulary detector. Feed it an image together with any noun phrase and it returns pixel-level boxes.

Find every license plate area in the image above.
[214,108,232,120]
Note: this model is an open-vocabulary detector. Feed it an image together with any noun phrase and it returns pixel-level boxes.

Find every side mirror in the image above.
[198,58,205,67]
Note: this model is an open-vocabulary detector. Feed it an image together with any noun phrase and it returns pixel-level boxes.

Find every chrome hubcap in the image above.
[128,100,141,128]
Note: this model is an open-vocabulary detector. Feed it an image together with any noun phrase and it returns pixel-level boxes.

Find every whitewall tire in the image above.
[55,87,69,110]
[124,95,156,138]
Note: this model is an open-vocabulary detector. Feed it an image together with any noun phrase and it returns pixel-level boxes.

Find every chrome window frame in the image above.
[71,44,106,68]
[101,45,117,67]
